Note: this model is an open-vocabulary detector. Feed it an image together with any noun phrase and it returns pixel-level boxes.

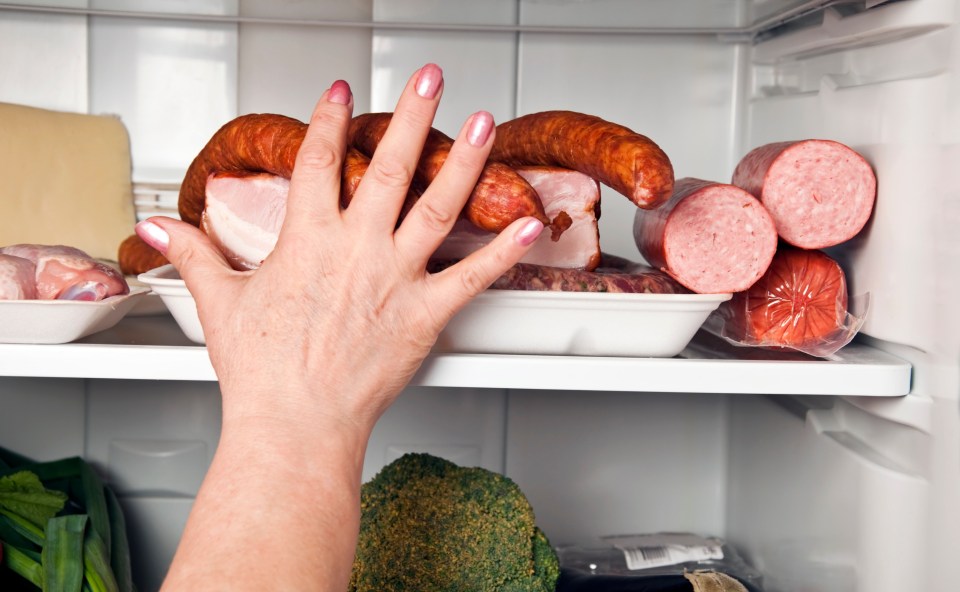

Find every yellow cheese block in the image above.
[0,102,136,262]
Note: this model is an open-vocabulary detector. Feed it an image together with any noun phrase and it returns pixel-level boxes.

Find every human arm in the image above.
[134,64,544,591]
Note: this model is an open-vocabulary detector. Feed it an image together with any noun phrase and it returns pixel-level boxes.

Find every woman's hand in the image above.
[137,64,543,591]
[137,64,542,432]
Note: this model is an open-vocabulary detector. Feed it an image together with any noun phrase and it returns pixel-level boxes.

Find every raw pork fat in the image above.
[201,172,289,271]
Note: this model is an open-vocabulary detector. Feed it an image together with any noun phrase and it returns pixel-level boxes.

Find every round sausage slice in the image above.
[731,139,876,249]
[633,178,778,294]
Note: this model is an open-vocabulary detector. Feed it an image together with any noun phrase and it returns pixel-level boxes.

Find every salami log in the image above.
[489,110,675,209]
[709,248,856,356]
[348,113,552,233]
[118,233,169,275]
[731,139,876,249]
[633,178,778,294]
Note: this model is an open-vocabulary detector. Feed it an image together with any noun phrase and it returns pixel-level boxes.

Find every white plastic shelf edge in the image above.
[0,317,912,396]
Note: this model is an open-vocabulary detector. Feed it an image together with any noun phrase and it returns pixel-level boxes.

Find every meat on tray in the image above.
[0,254,38,300]
[0,244,128,301]
[433,166,602,271]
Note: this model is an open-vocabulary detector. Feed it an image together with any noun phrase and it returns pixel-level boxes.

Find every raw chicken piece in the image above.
[201,172,289,271]
[0,254,38,300]
[433,166,602,270]
[0,244,129,301]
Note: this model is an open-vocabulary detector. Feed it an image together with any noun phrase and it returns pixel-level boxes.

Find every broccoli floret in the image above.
[349,453,559,592]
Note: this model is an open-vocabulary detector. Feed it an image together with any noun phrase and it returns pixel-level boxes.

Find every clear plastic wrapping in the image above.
[703,247,868,358]
[556,533,764,591]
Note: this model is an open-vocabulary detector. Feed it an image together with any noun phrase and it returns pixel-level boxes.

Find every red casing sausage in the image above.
[718,247,850,353]
[348,113,550,233]
[490,110,675,210]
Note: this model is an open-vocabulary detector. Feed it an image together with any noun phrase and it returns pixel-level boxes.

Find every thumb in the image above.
[135,216,233,292]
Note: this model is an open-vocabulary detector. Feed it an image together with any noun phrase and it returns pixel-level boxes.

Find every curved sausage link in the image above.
[118,233,169,276]
[178,113,390,227]
[489,110,675,210]
[348,113,551,234]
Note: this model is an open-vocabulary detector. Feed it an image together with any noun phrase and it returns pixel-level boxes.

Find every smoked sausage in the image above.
[489,110,675,209]
[731,139,876,249]
[633,178,778,294]
[178,114,400,227]
[348,113,551,233]
[118,233,169,275]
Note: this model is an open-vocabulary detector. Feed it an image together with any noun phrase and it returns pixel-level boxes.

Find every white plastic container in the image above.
[140,264,730,357]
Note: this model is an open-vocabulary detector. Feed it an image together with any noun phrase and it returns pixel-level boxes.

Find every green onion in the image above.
[42,514,87,592]
[3,541,43,587]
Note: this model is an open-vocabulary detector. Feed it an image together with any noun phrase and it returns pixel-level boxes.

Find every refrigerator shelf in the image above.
[0,315,911,396]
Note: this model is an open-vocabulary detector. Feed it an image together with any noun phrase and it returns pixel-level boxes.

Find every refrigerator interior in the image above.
[0,1,958,591]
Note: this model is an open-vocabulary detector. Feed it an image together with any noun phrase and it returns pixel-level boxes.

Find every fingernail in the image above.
[328,79,352,105]
[136,220,170,255]
[467,111,494,147]
[415,63,443,99]
[515,219,544,247]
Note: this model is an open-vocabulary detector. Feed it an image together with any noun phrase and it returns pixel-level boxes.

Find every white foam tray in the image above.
[138,265,732,358]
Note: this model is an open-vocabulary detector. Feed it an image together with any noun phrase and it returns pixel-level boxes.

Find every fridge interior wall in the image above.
[1,1,959,591]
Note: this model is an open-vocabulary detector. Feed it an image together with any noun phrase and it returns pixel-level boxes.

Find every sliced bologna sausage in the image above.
[731,139,876,249]
[711,248,853,356]
[489,110,675,209]
[633,178,777,294]
[348,113,551,233]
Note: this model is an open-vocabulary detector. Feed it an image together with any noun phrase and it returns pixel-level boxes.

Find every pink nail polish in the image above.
[415,63,443,99]
[328,80,351,105]
[467,111,494,147]
[515,219,544,247]
[136,220,170,255]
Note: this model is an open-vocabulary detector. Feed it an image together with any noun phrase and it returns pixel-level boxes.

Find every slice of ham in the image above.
[433,166,601,270]
[0,244,129,301]
[201,172,289,271]
[202,166,601,272]
[0,254,38,300]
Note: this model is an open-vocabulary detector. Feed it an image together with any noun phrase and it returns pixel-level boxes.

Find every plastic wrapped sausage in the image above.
[704,247,867,357]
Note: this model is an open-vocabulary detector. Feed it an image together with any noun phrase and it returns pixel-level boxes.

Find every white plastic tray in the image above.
[0,289,149,344]
[438,290,731,357]
[140,264,731,357]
